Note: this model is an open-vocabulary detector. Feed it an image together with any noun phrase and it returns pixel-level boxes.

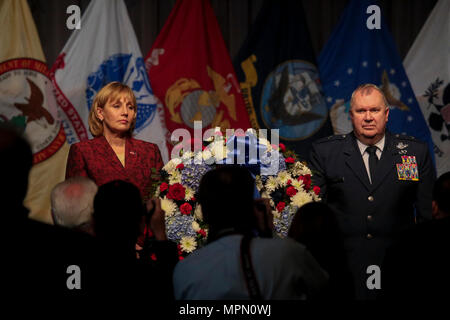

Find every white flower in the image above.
[191,221,200,232]
[258,137,273,152]
[209,141,228,161]
[277,171,292,187]
[297,162,312,175]
[291,179,304,191]
[261,191,270,199]
[180,236,197,253]
[265,176,279,192]
[291,191,313,208]
[194,204,203,221]
[182,151,194,160]
[184,187,195,201]
[312,193,321,202]
[160,197,177,217]
[272,210,281,219]
[255,176,263,191]
[202,150,213,161]
[169,170,182,184]
[246,128,257,135]
[163,158,182,174]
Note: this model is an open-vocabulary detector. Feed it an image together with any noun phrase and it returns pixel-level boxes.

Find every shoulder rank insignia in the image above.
[396,156,419,181]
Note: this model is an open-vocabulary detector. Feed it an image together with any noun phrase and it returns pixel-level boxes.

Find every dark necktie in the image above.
[366,146,378,184]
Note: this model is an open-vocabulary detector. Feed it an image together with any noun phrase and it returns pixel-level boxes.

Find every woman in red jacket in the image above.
[65,82,163,202]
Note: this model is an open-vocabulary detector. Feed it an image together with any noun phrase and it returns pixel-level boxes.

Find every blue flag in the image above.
[318,0,435,162]
[234,0,332,161]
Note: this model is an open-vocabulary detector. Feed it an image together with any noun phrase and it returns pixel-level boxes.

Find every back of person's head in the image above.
[432,171,450,219]
[51,176,98,233]
[289,201,354,299]
[288,202,343,254]
[198,166,256,237]
[0,125,33,213]
[93,180,145,244]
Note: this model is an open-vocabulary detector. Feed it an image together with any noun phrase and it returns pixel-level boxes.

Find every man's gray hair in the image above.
[350,83,389,109]
[51,176,98,228]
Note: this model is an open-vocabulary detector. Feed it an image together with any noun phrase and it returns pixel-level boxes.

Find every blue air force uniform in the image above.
[309,131,435,299]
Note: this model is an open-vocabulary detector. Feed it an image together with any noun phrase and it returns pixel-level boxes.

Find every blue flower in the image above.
[166,214,197,242]
[274,205,298,237]
[181,162,213,192]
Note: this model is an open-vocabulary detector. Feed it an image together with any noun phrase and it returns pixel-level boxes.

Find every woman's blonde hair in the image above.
[88,82,137,137]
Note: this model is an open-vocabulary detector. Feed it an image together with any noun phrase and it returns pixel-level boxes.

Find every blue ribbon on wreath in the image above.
[218,132,282,198]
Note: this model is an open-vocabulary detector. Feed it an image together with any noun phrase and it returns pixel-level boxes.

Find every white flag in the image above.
[0,0,70,223]
[404,0,450,176]
[51,0,169,163]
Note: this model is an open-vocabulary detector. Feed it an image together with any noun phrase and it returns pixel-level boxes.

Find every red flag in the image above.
[145,0,251,145]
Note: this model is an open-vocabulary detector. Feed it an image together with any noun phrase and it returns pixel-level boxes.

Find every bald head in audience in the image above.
[51,176,98,235]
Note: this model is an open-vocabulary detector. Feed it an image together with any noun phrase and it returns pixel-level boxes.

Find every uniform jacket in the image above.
[66,136,164,201]
[309,131,435,299]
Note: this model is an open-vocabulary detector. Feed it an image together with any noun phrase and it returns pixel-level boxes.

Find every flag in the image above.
[51,0,169,163]
[145,0,251,153]
[0,0,69,223]
[233,0,332,161]
[318,0,435,163]
[404,0,450,176]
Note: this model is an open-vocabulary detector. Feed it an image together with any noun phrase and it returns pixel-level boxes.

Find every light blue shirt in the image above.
[173,235,328,300]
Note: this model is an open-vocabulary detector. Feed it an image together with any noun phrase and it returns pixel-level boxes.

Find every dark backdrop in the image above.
[28,0,437,70]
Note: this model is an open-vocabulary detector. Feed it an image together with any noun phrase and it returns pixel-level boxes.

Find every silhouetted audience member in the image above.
[51,176,98,235]
[288,202,354,299]
[381,171,450,300]
[91,180,177,299]
[2,125,95,296]
[173,166,328,300]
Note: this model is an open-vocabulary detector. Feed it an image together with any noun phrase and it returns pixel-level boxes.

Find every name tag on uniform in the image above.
[396,156,419,181]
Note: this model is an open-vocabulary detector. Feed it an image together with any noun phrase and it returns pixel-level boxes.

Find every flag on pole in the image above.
[51,0,169,163]
[145,0,251,152]
[233,0,332,160]
[0,0,69,223]
[318,0,435,163]
[404,0,450,176]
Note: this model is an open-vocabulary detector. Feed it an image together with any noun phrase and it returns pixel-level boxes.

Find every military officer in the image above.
[309,83,435,299]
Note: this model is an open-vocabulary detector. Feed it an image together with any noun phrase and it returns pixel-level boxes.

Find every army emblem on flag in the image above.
[0,58,65,164]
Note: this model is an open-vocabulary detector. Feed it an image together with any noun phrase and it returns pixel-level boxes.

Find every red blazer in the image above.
[66,136,163,201]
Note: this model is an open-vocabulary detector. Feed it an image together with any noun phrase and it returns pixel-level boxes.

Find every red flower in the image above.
[276,201,286,212]
[160,182,168,192]
[298,174,312,190]
[279,143,286,152]
[286,186,297,197]
[180,202,193,215]
[191,196,196,202]
[176,163,184,170]
[167,183,186,201]
[151,253,157,261]
[287,179,292,186]
[178,256,184,261]
[197,229,207,237]
[313,186,321,195]
[285,157,295,164]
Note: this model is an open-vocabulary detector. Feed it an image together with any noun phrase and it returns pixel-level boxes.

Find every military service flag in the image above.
[404,0,450,176]
[51,0,169,163]
[145,0,251,149]
[318,0,435,162]
[233,0,332,160]
[0,0,69,223]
